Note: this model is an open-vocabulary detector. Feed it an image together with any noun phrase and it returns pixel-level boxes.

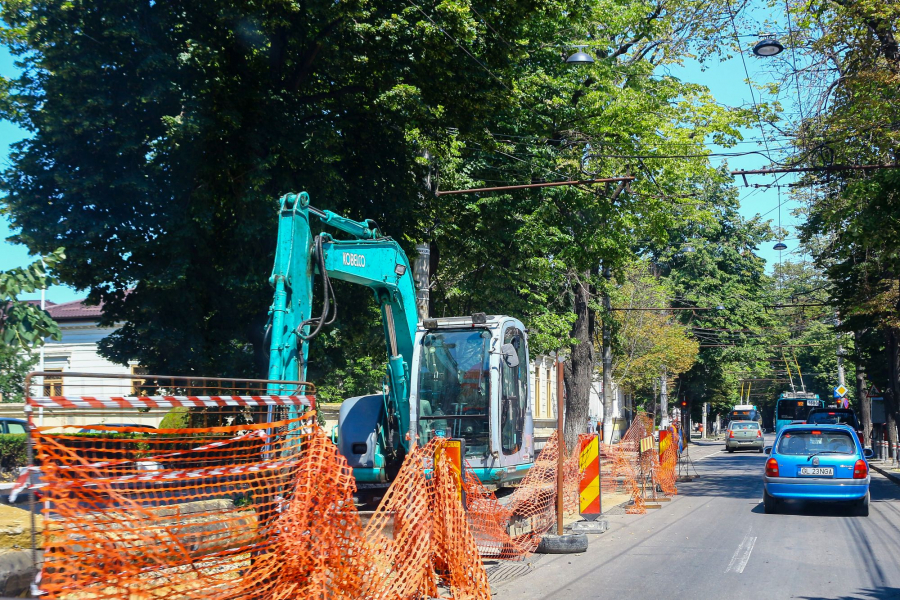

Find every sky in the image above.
[0,6,804,305]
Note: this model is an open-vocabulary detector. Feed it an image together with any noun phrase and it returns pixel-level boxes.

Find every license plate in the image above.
[799,467,833,476]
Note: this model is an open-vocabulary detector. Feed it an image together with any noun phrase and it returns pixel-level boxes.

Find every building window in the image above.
[131,366,149,396]
[43,369,63,397]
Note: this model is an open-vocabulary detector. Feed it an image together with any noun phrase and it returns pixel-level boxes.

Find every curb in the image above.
[870,462,900,486]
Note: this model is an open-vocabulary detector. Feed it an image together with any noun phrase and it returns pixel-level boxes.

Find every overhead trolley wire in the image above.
[403,0,511,90]
[725,1,776,164]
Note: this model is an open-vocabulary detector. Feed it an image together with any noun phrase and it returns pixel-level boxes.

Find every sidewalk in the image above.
[869,459,900,485]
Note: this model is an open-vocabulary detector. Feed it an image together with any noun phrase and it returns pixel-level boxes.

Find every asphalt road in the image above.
[492,439,900,600]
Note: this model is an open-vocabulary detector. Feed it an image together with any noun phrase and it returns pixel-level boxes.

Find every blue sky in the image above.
[0,15,802,305]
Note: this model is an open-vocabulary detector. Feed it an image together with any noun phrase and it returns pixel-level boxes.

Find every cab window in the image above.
[500,328,527,455]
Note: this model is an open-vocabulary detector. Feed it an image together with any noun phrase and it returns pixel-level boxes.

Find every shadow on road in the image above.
[871,476,900,502]
[675,451,766,500]
[796,587,900,599]
[751,499,863,518]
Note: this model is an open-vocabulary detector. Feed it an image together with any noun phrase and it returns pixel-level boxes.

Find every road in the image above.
[492,439,900,600]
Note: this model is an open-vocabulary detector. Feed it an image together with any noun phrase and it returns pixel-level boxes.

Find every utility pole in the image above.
[660,365,669,428]
[836,313,847,408]
[412,243,431,322]
[702,402,708,440]
[601,267,614,444]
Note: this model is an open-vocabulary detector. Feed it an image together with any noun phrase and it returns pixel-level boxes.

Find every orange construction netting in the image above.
[598,412,678,514]
[25,373,673,599]
[464,431,584,559]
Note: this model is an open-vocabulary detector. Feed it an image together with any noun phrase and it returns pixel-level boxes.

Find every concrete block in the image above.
[571,519,608,534]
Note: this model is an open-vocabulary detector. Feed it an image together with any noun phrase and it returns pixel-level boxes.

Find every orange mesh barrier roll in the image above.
[23,372,618,599]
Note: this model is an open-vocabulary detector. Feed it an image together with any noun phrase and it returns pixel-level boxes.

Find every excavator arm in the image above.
[265,192,418,458]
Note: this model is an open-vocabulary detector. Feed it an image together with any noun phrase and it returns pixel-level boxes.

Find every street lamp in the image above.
[752,36,784,57]
[773,241,788,251]
[566,45,595,64]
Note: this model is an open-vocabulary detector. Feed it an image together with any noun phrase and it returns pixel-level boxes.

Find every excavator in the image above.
[264,191,534,490]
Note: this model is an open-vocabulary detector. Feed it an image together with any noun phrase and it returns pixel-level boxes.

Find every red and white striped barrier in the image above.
[27,394,315,410]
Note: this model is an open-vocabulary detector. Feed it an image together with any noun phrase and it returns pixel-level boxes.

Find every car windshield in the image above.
[776,430,856,455]
[808,411,859,428]
[417,328,491,457]
[730,422,760,430]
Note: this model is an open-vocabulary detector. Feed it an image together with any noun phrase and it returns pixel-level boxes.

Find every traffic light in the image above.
[680,400,687,408]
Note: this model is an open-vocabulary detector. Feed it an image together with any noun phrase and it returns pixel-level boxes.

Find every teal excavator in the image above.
[264,192,534,489]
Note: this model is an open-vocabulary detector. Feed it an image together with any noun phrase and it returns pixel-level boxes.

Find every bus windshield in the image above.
[777,401,807,422]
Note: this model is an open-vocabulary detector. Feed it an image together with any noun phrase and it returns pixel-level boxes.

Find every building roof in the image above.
[45,298,103,322]
[25,299,56,308]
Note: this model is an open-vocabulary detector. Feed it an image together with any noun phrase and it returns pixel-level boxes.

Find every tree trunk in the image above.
[563,270,595,450]
[855,330,872,447]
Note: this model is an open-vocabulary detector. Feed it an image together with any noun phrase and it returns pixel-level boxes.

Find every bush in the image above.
[0,434,27,478]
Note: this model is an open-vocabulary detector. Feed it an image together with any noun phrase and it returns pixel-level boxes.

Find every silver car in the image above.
[726,420,764,453]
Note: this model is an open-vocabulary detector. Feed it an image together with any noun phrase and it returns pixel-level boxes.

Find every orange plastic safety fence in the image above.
[34,414,318,599]
[462,431,586,560]
[29,386,593,598]
[596,412,678,514]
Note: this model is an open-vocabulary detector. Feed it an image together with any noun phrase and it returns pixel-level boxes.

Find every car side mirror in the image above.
[864,448,874,459]
[501,343,519,368]
[764,446,772,455]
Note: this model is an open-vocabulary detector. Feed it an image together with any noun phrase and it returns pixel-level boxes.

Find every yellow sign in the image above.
[578,434,601,518]
[435,439,465,504]
[639,435,654,453]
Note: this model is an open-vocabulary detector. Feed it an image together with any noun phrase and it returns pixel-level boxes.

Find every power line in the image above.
[403,0,510,90]
[435,176,634,195]
[725,2,776,163]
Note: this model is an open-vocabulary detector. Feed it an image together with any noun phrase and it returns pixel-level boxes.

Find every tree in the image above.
[0,0,564,379]
[428,5,755,446]
[651,177,776,420]
[605,260,698,397]
[0,249,64,402]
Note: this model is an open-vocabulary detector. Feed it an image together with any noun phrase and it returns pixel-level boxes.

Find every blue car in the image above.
[763,423,873,516]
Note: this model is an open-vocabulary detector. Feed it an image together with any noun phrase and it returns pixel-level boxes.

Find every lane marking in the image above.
[725,534,757,573]
[696,450,726,460]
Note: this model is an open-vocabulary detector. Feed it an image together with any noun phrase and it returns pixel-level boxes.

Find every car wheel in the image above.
[727,448,734,453]
[763,489,778,514]
[857,491,870,517]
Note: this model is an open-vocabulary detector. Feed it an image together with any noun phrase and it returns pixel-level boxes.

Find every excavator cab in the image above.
[410,314,534,488]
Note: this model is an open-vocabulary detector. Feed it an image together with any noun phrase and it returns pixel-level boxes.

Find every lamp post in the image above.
[565,45,595,64]
[752,35,784,57]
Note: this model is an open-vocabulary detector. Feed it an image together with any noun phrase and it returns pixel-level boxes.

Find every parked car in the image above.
[763,423,872,516]
[806,408,865,446]
[726,420,764,453]
[0,418,27,435]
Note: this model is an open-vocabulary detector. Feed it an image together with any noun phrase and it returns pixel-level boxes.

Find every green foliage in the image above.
[0,250,63,402]
[0,0,563,378]
[650,181,776,415]
[0,434,27,476]
[606,260,698,393]
[316,355,385,404]
[0,348,35,403]
[527,313,577,357]
[159,407,191,430]
[0,249,64,348]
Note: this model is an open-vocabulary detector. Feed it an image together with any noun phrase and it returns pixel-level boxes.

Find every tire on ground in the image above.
[857,491,869,517]
[535,533,589,554]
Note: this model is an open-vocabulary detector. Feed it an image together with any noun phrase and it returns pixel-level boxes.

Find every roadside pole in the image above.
[660,366,669,428]
[557,358,565,536]
[536,358,596,548]
[601,274,613,444]
[702,402,708,440]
